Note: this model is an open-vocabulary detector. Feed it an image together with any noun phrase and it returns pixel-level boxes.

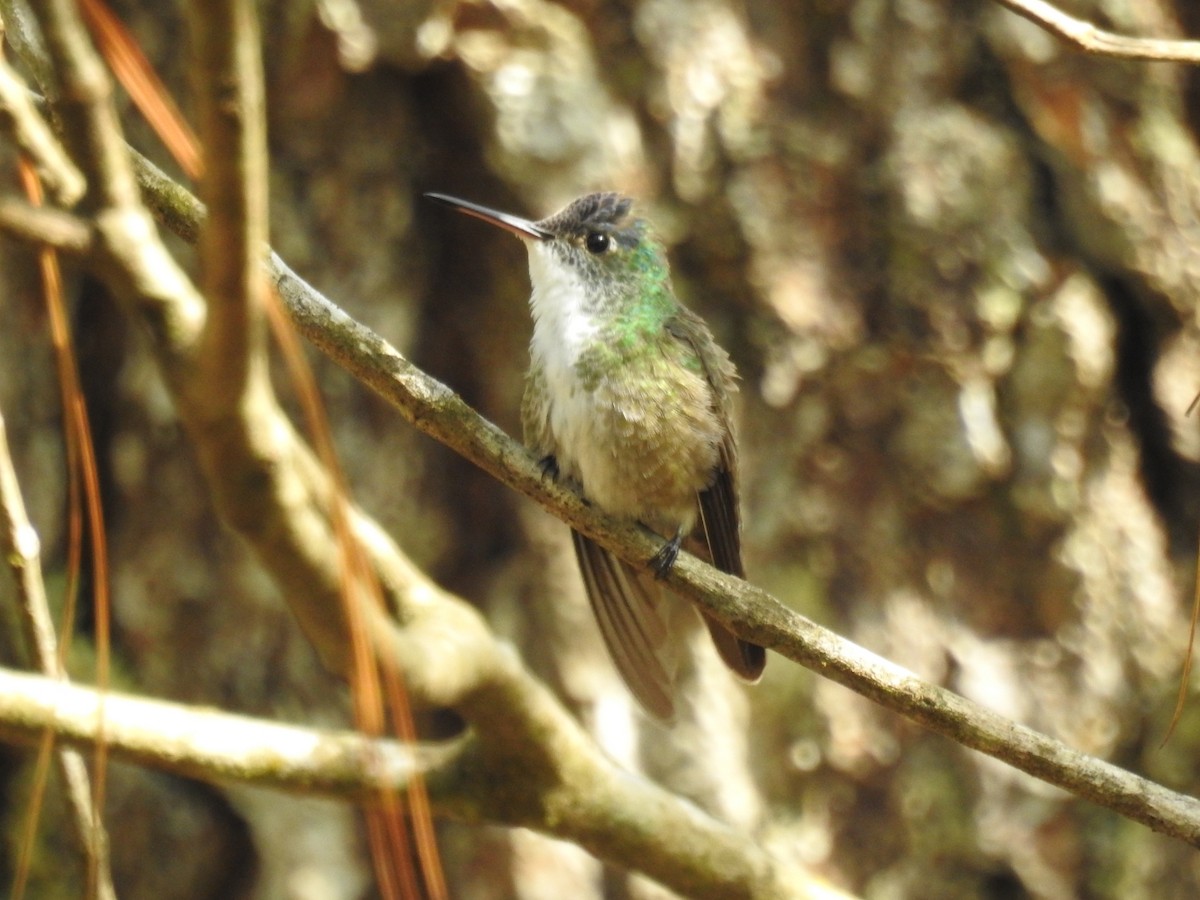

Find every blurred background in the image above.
[4,0,1200,896]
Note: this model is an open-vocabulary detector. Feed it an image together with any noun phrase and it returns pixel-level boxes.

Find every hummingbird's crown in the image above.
[538,193,643,250]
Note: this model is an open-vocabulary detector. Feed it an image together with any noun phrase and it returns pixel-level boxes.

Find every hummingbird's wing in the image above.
[693,440,766,681]
[572,530,677,721]
[666,313,767,683]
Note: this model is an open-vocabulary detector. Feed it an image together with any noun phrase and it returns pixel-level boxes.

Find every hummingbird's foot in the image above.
[538,454,560,480]
[649,533,683,580]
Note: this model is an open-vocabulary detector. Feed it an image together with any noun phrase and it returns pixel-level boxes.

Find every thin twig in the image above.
[25,0,137,208]
[0,196,91,250]
[0,409,116,900]
[993,0,1200,62]
[0,56,85,204]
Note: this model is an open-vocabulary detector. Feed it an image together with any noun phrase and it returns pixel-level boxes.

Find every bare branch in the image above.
[0,666,459,799]
[0,412,58,688]
[0,55,85,205]
[15,0,206,372]
[993,0,1200,62]
[0,196,91,251]
[186,0,265,416]
[25,0,139,211]
[0,666,840,900]
[270,251,1200,850]
[0,409,115,899]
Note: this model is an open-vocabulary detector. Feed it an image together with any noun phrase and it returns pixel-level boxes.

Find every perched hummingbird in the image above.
[426,191,766,720]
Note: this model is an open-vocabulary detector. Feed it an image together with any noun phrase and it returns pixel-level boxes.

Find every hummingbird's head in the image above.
[425,191,671,312]
[530,193,665,302]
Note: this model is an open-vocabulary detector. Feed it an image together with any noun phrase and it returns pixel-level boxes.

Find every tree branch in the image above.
[0,53,85,205]
[993,0,1200,62]
[0,666,459,799]
[185,0,264,416]
[273,248,1200,850]
[0,666,836,900]
[0,195,91,251]
[0,408,115,899]
[28,0,139,211]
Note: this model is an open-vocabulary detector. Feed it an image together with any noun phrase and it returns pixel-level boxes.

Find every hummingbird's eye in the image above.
[584,231,611,254]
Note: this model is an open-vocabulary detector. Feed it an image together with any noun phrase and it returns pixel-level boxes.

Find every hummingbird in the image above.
[425,191,766,720]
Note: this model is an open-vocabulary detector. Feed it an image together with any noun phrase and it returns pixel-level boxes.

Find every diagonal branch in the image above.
[273,246,1200,850]
[0,53,85,205]
[992,0,1200,62]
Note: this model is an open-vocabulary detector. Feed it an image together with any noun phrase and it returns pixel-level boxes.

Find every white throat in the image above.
[526,241,599,373]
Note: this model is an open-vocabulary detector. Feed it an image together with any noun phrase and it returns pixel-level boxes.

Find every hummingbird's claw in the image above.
[538,454,560,480]
[649,533,683,579]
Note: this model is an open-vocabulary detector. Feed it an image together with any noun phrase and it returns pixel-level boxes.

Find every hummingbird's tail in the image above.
[572,529,766,721]
[699,613,766,682]
[572,530,678,721]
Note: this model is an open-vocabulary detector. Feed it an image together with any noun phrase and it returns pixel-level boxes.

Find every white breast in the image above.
[525,241,603,478]
[526,241,598,372]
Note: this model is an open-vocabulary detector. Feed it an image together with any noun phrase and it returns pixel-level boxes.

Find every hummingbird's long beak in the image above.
[424,193,552,240]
